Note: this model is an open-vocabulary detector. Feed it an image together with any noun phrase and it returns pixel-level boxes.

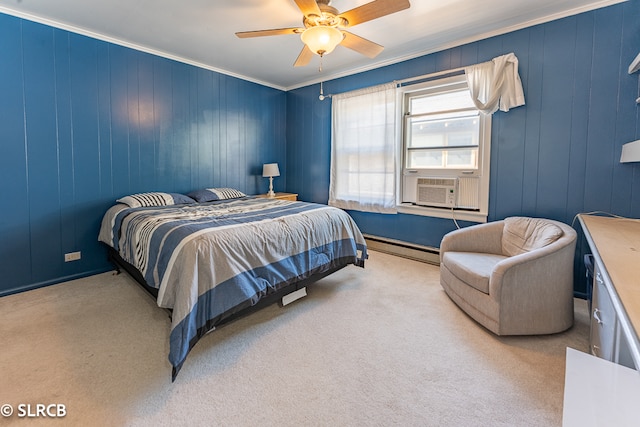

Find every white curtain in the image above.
[329,83,397,214]
[465,52,526,115]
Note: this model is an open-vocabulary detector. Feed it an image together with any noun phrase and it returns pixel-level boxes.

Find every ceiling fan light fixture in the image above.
[301,25,344,56]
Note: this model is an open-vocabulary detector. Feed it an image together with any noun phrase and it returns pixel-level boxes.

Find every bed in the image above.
[98,190,367,380]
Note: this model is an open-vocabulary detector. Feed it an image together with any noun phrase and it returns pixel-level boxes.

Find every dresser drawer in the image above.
[590,264,617,361]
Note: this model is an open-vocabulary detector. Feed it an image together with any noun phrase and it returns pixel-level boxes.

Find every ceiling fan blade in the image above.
[340,31,384,58]
[236,28,303,38]
[338,0,410,27]
[294,0,322,17]
[294,45,314,67]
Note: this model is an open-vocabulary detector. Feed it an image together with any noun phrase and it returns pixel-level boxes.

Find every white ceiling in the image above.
[0,0,625,90]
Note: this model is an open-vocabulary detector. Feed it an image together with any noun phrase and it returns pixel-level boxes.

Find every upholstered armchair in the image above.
[439,217,577,335]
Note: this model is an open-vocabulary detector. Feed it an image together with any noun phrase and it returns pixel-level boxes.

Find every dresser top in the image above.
[579,215,640,338]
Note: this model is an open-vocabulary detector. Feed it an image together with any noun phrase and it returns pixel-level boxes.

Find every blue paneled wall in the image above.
[1,1,639,297]
[286,1,640,296]
[0,14,286,296]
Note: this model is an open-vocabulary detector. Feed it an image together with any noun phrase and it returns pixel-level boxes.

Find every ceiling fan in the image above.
[235,0,411,67]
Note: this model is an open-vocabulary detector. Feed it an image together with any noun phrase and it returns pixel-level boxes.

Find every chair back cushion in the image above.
[502,217,564,257]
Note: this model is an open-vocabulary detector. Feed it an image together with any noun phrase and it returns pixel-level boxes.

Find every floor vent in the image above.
[363,234,440,265]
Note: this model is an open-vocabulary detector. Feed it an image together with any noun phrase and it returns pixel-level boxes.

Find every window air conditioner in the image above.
[416,178,457,208]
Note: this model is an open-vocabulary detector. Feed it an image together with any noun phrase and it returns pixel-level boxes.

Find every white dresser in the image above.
[579,214,640,369]
[563,215,640,426]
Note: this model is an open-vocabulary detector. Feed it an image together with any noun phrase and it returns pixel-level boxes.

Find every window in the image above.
[399,75,491,221]
[328,75,492,222]
[329,55,525,222]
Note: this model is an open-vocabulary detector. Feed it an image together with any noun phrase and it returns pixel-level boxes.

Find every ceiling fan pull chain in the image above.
[319,56,326,101]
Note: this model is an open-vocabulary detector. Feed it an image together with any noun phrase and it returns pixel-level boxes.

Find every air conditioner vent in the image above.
[417,178,457,187]
[416,178,457,207]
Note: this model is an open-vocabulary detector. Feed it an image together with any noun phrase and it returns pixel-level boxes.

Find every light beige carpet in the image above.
[0,250,589,426]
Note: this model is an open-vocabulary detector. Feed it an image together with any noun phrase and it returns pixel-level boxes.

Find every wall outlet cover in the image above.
[64,251,81,262]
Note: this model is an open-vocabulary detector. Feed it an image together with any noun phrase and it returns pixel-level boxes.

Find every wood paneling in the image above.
[0,14,286,295]
[286,1,640,295]
[1,1,638,297]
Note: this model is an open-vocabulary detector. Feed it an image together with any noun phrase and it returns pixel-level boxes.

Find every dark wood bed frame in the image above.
[106,246,350,379]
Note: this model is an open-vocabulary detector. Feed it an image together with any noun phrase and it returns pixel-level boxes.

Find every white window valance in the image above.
[465,52,526,115]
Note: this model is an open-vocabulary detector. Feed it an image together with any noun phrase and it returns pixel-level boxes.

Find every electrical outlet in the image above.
[64,251,81,262]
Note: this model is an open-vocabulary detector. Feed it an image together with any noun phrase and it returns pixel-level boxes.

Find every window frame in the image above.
[396,75,492,222]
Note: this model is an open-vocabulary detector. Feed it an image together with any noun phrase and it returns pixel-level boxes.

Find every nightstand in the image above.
[256,192,298,201]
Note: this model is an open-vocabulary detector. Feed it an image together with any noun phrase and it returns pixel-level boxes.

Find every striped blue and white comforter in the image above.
[99,197,367,376]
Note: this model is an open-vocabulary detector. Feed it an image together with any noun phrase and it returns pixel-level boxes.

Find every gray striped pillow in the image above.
[187,187,246,203]
[117,192,195,208]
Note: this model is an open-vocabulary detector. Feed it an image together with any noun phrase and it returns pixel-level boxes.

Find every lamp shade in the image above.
[262,163,280,177]
[301,26,344,56]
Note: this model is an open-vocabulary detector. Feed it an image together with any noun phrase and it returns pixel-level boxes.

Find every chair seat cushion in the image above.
[442,252,508,294]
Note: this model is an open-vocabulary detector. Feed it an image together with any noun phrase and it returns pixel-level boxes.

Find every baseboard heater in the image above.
[363,234,440,265]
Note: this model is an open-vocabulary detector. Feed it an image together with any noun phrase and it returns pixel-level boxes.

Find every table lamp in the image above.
[262,163,280,197]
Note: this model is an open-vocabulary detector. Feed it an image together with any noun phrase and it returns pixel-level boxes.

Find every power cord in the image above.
[570,211,628,228]
[451,208,461,229]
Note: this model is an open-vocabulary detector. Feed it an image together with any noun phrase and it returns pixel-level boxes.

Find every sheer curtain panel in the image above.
[329,83,397,214]
[465,52,526,115]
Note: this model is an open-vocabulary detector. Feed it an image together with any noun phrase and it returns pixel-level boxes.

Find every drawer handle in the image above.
[593,308,603,325]
[595,272,604,285]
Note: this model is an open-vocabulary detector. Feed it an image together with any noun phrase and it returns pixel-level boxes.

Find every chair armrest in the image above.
[440,220,505,263]
[489,228,577,302]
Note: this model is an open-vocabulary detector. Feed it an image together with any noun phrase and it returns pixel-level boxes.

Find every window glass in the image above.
[410,89,475,114]
[406,108,479,169]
